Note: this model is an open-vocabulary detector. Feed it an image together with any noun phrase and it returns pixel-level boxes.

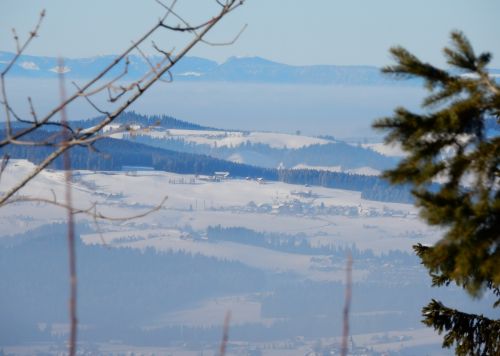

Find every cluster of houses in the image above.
[102,123,141,133]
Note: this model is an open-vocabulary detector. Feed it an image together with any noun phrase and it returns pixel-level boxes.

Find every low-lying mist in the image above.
[4,79,425,138]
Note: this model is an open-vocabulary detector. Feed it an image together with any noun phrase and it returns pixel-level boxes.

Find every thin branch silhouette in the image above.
[219,310,232,356]
[0,0,245,206]
[0,2,245,356]
[3,195,168,221]
[57,60,78,356]
[340,253,353,356]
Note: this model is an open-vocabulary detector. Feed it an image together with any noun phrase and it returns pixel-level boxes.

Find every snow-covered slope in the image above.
[361,142,406,157]
[292,164,381,176]
[115,128,331,150]
[1,161,439,277]
[104,117,396,174]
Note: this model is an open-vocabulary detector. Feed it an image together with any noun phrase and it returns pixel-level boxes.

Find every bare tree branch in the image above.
[3,195,168,222]
[56,59,78,356]
[0,0,244,206]
[27,96,38,123]
[340,253,353,356]
[0,3,245,356]
[72,82,111,116]
[219,310,231,356]
[1,10,45,137]
[74,57,130,98]
[151,41,175,63]
[1,0,236,146]
[155,0,247,47]
[0,154,9,184]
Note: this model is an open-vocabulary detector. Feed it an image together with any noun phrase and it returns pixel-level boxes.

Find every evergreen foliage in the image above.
[73,111,219,132]
[373,31,500,355]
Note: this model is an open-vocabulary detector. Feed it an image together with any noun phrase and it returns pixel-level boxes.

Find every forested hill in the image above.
[1,129,413,204]
[72,112,219,131]
[8,111,218,132]
[6,111,398,172]
[1,129,270,176]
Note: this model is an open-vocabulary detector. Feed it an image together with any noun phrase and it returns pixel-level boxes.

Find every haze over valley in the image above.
[1,1,499,354]
[2,111,498,355]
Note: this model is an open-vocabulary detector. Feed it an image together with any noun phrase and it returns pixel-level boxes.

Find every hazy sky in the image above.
[1,1,499,137]
[1,0,499,67]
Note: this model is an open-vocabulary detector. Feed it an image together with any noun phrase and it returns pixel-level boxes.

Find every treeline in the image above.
[360,180,414,203]
[1,129,413,204]
[132,135,397,171]
[9,111,217,132]
[72,111,219,131]
[279,169,414,203]
[0,223,266,344]
[207,225,378,257]
[207,225,420,265]
[0,129,276,176]
[0,221,426,345]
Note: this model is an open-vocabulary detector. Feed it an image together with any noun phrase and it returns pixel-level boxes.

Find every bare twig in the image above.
[27,97,38,123]
[200,23,247,47]
[0,144,69,205]
[1,1,241,147]
[3,195,168,221]
[72,82,110,116]
[12,28,21,53]
[58,59,78,356]
[152,41,175,63]
[1,10,45,137]
[0,0,243,206]
[134,43,173,83]
[0,4,244,356]
[219,310,231,356]
[0,154,10,184]
[155,0,247,47]
[74,57,130,98]
[340,253,353,356]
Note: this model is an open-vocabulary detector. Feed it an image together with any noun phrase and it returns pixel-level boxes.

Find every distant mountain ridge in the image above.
[73,111,219,131]
[3,51,499,85]
[0,51,419,85]
[1,124,413,204]
[6,111,398,173]
[0,51,217,81]
[8,111,220,133]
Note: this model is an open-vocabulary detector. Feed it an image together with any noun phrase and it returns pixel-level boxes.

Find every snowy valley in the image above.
[2,114,497,355]
[1,156,491,355]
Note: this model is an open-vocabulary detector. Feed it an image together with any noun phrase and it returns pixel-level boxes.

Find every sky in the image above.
[0,0,499,67]
[1,0,499,138]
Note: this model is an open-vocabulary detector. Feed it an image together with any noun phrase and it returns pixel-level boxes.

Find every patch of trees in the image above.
[73,111,219,132]
[280,169,414,203]
[0,223,266,344]
[207,225,381,257]
[1,128,414,204]
[132,134,397,170]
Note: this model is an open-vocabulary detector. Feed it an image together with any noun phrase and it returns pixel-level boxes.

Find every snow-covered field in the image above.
[292,163,381,176]
[0,160,454,350]
[1,327,446,356]
[1,160,439,278]
[107,124,407,175]
[145,294,277,328]
[112,128,332,149]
